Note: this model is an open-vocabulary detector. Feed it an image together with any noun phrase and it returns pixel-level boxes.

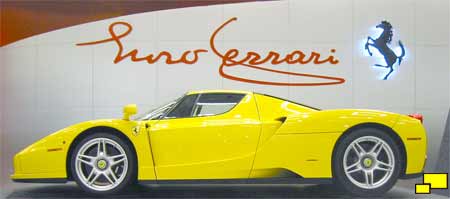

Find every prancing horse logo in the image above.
[365,21,405,80]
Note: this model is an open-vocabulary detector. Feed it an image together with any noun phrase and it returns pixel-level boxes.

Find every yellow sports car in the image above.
[11,90,426,196]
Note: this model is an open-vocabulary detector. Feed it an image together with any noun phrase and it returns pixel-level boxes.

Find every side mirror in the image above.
[123,104,138,121]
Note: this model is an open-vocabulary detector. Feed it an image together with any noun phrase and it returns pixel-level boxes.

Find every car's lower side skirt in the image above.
[139,177,333,185]
[12,178,68,183]
[12,177,332,184]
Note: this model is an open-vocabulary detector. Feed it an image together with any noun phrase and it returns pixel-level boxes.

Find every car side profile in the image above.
[11,90,427,196]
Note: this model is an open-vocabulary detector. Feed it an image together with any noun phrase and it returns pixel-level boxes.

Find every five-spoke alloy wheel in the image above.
[343,136,395,189]
[333,128,402,196]
[71,133,136,194]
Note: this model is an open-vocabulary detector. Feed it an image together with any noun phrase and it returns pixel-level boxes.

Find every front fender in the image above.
[11,119,156,181]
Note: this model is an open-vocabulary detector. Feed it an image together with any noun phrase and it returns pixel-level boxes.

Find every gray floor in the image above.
[3,182,448,199]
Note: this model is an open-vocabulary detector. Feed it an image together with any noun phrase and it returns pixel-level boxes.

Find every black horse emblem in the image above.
[365,21,405,80]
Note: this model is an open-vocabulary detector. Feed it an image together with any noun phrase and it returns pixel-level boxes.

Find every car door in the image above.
[148,92,261,179]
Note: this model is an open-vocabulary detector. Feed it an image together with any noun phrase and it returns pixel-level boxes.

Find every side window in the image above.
[165,94,198,118]
[193,93,245,117]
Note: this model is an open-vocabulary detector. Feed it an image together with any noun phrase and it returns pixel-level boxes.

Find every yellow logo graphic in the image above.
[415,173,448,194]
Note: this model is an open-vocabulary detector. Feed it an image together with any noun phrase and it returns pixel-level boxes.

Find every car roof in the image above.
[186,89,253,95]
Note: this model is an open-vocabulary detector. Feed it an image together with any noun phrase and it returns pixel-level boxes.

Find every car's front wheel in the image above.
[70,133,135,194]
[333,128,402,196]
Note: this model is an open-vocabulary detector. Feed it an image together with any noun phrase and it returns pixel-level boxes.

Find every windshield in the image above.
[136,96,183,120]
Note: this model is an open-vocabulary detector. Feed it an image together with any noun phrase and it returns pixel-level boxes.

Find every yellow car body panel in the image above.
[251,94,405,178]
[149,94,260,179]
[393,115,427,174]
[11,90,427,182]
[11,119,156,180]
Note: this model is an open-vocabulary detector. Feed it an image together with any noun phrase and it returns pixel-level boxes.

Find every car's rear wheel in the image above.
[333,128,402,196]
[70,133,135,194]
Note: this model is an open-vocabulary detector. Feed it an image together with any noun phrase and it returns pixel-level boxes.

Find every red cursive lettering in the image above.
[77,17,346,86]
[76,22,208,65]
[209,17,345,86]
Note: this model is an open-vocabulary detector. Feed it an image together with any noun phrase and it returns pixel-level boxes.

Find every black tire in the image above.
[332,128,402,197]
[70,133,136,195]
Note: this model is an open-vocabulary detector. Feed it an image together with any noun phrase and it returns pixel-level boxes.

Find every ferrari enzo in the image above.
[11,90,427,196]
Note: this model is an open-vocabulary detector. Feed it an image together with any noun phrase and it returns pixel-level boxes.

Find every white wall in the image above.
[445,0,450,188]
[1,0,449,187]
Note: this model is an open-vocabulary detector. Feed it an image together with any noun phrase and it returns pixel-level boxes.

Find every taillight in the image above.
[408,113,423,123]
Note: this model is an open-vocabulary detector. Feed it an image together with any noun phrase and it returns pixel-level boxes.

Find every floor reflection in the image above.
[5,183,442,198]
